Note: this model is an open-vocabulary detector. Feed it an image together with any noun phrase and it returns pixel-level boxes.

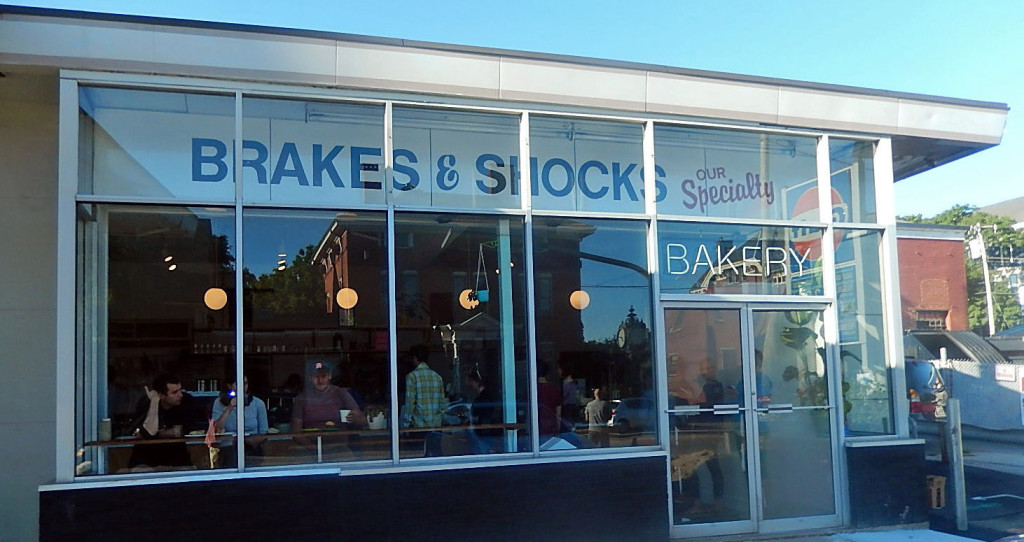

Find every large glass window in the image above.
[658,222,826,296]
[392,108,521,210]
[532,218,655,449]
[242,98,386,207]
[393,213,529,457]
[835,229,893,435]
[654,126,819,220]
[77,204,236,475]
[243,210,390,465]
[829,139,876,224]
[529,117,645,214]
[79,87,236,201]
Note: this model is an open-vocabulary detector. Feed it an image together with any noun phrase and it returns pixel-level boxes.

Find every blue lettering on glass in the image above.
[189,138,683,209]
[392,149,419,191]
[436,154,459,191]
[313,144,345,187]
[612,162,638,201]
[192,138,228,182]
[242,140,269,184]
[577,160,608,199]
[350,147,381,190]
[542,158,574,197]
[507,155,540,195]
[270,142,308,186]
[638,165,668,203]
[476,153,507,195]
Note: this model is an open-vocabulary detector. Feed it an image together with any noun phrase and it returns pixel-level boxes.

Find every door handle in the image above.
[712,404,740,415]
[665,406,701,415]
[759,403,794,413]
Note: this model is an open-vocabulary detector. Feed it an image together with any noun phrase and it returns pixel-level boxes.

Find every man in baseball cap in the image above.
[291,359,364,432]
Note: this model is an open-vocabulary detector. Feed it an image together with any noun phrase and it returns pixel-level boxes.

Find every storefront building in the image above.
[0,6,1009,541]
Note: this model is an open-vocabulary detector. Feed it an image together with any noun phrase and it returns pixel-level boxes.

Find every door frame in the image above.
[659,301,844,539]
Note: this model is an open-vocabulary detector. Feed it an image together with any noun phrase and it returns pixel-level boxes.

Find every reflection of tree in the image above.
[244,244,322,317]
[107,211,234,319]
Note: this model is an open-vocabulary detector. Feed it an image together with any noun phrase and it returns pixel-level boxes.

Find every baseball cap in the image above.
[309,360,332,375]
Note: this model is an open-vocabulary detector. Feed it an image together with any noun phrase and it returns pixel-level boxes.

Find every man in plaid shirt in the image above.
[404,344,445,428]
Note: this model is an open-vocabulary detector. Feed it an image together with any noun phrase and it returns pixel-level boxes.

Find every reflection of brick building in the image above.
[896,223,969,331]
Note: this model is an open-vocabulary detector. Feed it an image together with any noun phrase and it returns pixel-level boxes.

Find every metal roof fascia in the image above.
[0,4,1010,113]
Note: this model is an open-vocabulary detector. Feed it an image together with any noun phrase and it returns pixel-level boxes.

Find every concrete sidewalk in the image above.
[769,529,980,541]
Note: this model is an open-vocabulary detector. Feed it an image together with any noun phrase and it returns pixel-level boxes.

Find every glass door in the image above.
[663,306,841,538]
[751,308,839,533]
[665,307,754,537]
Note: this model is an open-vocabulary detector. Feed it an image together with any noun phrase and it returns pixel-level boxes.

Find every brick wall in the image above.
[897,238,969,331]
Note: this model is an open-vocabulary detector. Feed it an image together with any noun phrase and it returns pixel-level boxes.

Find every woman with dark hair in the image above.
[212,375,269,434]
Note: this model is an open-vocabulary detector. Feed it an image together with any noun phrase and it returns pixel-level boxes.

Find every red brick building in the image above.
[896,223,970,331]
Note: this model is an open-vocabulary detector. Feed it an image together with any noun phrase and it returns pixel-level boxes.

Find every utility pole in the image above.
[969,224,997,336]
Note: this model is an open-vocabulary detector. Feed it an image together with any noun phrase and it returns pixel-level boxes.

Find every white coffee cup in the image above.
[338,409,351,423]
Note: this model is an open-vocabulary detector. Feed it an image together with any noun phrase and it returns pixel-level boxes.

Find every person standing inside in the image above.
[560,366,581,428]
[403,345,445,456]
[468,369,501,453]
[585,388,612,447]
[536,361,562,440]
[403,344,445,429]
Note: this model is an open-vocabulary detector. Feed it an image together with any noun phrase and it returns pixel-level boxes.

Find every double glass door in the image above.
[663,305,841,537]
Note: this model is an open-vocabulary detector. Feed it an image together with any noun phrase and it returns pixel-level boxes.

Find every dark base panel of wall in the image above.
[41,456,668,542]
[846,443,927,528]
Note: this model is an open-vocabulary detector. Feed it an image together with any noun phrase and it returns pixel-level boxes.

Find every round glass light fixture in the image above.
[204,287,228,310]
[167,264,177,271]
[569,290,590,310]
[336,287,359,310]
[458,288,479,310]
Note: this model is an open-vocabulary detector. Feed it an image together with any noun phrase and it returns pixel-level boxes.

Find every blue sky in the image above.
[13,0,1022,218]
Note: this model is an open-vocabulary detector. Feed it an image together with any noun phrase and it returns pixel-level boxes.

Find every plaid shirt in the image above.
[405,363,445,428]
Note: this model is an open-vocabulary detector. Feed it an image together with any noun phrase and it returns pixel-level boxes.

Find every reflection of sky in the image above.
[578,225,651,343]
[241,211,340,276]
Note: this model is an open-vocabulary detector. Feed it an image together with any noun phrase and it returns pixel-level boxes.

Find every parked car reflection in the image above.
[609,397,656,433]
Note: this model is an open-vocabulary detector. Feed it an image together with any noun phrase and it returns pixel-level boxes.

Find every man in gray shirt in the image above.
[585,388,612,447]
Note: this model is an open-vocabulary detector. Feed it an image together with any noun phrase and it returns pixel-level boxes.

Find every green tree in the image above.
[244,244,324,318]
[900,204,1024,334]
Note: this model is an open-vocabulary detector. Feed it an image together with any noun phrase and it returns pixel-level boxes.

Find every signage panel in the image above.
[82,87,842,223]
[658,222,825,296]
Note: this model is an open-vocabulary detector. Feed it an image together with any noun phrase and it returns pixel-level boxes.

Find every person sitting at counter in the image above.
[211,375,269,467]
[290,361,367,461]
[291,361,366,431]
[212,375,269,435]
[127,373,207,470]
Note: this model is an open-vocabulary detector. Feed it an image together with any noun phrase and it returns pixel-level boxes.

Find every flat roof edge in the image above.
[0,4,1009,113]
[896,222,968,240]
